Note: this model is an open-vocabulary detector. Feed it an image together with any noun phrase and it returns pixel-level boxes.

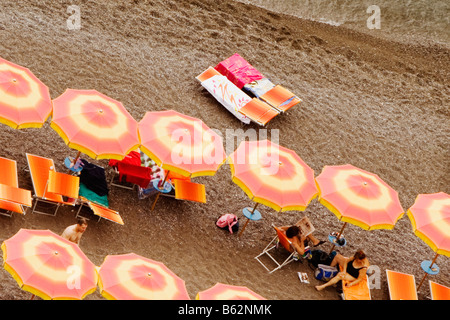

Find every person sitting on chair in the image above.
[315,250,370,291]
[278,225,325,257]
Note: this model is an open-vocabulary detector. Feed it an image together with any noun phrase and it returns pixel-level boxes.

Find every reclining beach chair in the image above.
[340,266,371,300]
[386,269,418,300]
[76,197,123,225]
[0,157,32,217]
[196,67,279,126]
[108,151,152,190]
[215,53,302,113]
[255,225,298,273]
[26,153,78,216]
[429,281,450,300]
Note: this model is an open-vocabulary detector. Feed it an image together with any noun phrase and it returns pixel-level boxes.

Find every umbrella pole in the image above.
[329,222,347,255]
[238,203,259,237]
[67,151,82,174]
[417,253,439,291]
[151,170,170,211]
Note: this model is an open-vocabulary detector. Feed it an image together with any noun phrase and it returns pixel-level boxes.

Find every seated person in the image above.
[315,250,370,291]
[278,224,325,257]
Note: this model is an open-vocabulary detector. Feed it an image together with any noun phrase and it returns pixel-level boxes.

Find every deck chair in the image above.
[340,266,371,300]
[76,197,123,225]
[255,225,298,273]
[386,270,418,300]
[196,67,279,126]
[0,157,32,217]
[26,153,78,216]
[429,281,450,300]
[259,85,301,113]
[109,162,153,190]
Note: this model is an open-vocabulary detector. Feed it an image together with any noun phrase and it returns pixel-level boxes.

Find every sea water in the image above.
[236,0,449,47]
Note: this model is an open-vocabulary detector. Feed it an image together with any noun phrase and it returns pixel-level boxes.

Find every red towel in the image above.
[108,151,141,168]
[117,162,153,188]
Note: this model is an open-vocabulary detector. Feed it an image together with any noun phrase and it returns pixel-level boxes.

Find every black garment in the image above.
[79,159,109,196]
[346,260,367,279]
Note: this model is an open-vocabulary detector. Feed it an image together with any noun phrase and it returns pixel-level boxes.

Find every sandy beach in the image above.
[0,0,448,301]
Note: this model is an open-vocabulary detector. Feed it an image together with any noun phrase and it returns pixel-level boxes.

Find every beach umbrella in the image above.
[98,253,190,300]
[228,139,318,236]
[0,56,52,129]
[196,283,266,300]
[51,89,140,162]
[406,192,449,290]
[315,164,404,253]
[1,229,98,300]
[138,110,226,209]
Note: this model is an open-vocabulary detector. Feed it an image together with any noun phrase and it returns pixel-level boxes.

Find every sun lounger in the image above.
[109,151,155,190]
[386,269,418,300]
[255,225,297,273]
[340,265,371,300]
[76,197,123,225]
[215,53,301,113]
[0,157,32,216]
[172,179,206,203]
[429,281,450,300]
[196,67,279,126]
[26,153,78,216]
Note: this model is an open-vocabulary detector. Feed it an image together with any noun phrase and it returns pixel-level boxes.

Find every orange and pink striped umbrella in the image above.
[51,89,140,160]
[407,192,450,257]
[0,57,52,129]
[196,283,266,300]
[98,253,190,300]
[229,139,318,212]
[138,110,226,178]
[407,192,449,290]
[1,229,98,300]
[315,164,404,231]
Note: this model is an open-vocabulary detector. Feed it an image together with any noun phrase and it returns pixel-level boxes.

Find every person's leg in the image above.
[315,273,355,291]
[306,234,325,246]
[329,253,347,268]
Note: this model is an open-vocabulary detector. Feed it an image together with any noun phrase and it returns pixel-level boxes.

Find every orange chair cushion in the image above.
[386,270,418,300]
[196,66,222,82]
[173,179,206,203]
[239,99,278,125]
[89,202,124,225]
[260,85,299,110]
[429,281,450,300]
[47,170,80,199]
[0,184,32,207]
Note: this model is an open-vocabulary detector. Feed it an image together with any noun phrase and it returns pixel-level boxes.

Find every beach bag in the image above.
[314,264,339,282]
[308,250,336,269]
[216,214,239,234]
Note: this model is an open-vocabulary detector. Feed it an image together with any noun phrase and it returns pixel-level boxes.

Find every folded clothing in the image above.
[79,182,109,207]
[79,159,109,197]
[214,53,264,89]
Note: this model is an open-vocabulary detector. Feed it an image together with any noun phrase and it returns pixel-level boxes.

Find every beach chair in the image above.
[26,153,78,216]
[0,157,32,217]
[340,266,371,300]
[255,225,298,273]
[196,67,279,126]
[76,197,123,225]
[429,281,450,300]
[109,162,153,190]
[386,269,418,300]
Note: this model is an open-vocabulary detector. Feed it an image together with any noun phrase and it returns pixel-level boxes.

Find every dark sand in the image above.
[0,0,448,300]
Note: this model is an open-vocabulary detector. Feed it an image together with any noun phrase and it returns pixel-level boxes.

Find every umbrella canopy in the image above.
[51,89,140,160]
[315,164,404,231]
[407,192,450,257]
[0,57,52,129]
[138,110,226,178]
[1,229,98,300]
[229,139,318,212]
[196,283,266,300]
[98,253,190,300]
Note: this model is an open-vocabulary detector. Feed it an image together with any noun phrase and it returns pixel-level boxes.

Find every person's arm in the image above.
[345,268,367,287]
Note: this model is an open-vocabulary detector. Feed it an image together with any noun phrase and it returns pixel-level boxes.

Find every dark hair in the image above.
[286,226,300,238]
[77,217,88,226]
[354,250,366,260]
